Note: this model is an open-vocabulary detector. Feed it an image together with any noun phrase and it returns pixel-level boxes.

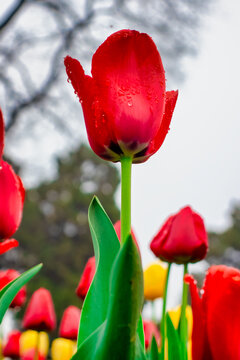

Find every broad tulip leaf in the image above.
[74,235,145,360]
[93,234,144,359]
[0,264,42,323]
[77,196,120,346]
[137,316,145,349]
[166,313,182,360]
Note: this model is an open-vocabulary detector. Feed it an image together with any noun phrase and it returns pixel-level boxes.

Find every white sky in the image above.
[127,0,240,269]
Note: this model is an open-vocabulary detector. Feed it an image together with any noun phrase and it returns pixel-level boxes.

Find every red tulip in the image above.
[0,269,26,308]
[185,265,240,360]
[76,257,95,301]
[143,320,160,350]
[65,30,178,163]
[59,305,81,340]
[22,288,56,332]
[150,206,208,264]
[0,109,4,162]
[0,160,25,240]
[3,330,21,359]
[21,348,46,360]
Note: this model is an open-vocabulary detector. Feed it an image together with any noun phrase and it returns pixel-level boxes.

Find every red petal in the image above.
[91,30,166,152]
[0,109,4,161]
[64,56,117,161]
[0,161,25,239]
[22,288,56,332]
[146,90,178,158]
[2,330,21,358]
[0,238,18,255]
[203,266,240,359]
[76,257,96,300]
[0,268,26,308]
[59,305,81,340]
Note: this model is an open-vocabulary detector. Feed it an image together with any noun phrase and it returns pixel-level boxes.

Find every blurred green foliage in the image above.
[3,145,120,325]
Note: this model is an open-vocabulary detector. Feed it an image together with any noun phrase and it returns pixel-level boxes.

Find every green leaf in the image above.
[77,196,120,346]
[166,313,182,360]
[74,235,145,360]
[148,336,159,360]
[94,234,144,359]
[137,316,145,350]
[0,264,42,323]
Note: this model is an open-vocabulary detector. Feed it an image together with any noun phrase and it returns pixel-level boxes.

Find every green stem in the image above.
[120,156,132,245]
[161,263,171,359]
[179,264,189,359]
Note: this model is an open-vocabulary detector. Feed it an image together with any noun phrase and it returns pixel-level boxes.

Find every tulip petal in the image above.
[0,238,18,255]
[64,56,117,161]
[91,29,166,153]
[0,109,4,161]
[0,161,25,239]
[145,90,178,159]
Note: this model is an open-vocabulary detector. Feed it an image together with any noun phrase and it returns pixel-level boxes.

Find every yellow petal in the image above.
[51,338,75,360]
[144,262,167,300]
[20,330,49,357]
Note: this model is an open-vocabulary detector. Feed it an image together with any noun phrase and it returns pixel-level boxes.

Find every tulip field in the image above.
[0,29,239,360]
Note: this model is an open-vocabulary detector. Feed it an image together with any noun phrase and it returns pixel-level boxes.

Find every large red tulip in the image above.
[22,288,56,332]
[185,265,240,360]
[59,305,81,340]
[0,269,26,308]
[65,30,178,163]
[3,330,21,359]
[0,109,4,162]
[143,320,160,350]
[150,206,208,264]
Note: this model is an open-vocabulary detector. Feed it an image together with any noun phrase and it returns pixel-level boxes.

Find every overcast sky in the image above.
[125,0,240,269]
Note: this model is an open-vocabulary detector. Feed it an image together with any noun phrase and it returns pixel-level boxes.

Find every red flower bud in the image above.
[150,206,208,264]
[185,265,240,360]
[21,348,46,360]
[22,288,56,332]
[0,160,25,241]
[3,330,21,359]
[76,257,95,301]
[143,320,160,350]
[59,305,81,340]
[113,220,139,249]
[0,269,26,308]
[65,30,178,163]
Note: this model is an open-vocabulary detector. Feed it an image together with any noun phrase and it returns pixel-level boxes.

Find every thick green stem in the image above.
[161,263,171,359]
[179,264,189,359]
[120,156,132,245]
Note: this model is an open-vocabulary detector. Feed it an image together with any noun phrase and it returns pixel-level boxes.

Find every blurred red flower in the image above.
[0,269,26,308]
[21,348,46,360]
[150,206,208,264]
[65,30,178,163]
[22,288,56,332]
[0,110,25,253]
[59,305,81,340]
[185,265,240,360]
[3,330,21,359]
[76,257,95,301]
[143,320,160,349]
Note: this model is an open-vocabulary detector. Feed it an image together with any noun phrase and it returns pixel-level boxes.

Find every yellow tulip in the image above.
[20,330,49,357]
[51,338,75,360]
[144,262,167,300]
[167,305,193,339]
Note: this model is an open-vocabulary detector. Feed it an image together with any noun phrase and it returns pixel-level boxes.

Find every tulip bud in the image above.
[143,262,167,301]
[51,338,76,360]
[150,206,208,264]
[59,306,81,340]
[76,257,95,300]
[22,288,56,332]
[20,330,49,358]
[0,269,26,308]
[3,330,21,359]
[143,320,160,350]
